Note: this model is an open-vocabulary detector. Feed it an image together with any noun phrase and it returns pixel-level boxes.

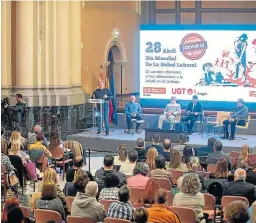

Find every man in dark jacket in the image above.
[134,138,146,162]
[222,98,249,140]
[146,133,163,153]
[222,168,256,206]
[95,155,127,192]
[9,94,25,129]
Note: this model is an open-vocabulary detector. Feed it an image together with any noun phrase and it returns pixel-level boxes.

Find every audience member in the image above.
[1,139,16,177]
[224,201,250,223]
[1,198,20,223]
[108,186,133,221]
[120,150,138,176]
[114,144,128,165]
[28,124,49,146]
[135,138,146,162]
[182,145,195,166]
[127,162,150,188]
[99,173,119,200]
[240,144,249,163]
[237,161,256,185]
[173,133,188,153]
[134,207,149,223]
[168,149,188,171]
[36,180,65,220]
[222,168,256,206]
[7,206,32,223]
[71,181,105,222]
[160,138,172,162]
[140,178,160,205]
[210,157,229,179]
[146,134,163,153]
[8,130,27,150]
[206,141,231,167]
[147,188,181,223]
[149,155,173,184]
[9,140,30,165]
[146,147,158,170]
[173,173,205,222]
[95,155,127,191]
[71,169,90,196]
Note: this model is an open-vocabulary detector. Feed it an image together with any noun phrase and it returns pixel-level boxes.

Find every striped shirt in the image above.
[107,201,133,221]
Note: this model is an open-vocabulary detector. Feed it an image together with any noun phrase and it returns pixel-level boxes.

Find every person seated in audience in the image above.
[114,144,128,165]
[134,207,149,223]
[1,139,16,177]
[71,181,105,222]
[160,138,172,162]
[36,180,65,220]
[249,201,256,223]
[95,155,127,191]
[224,201,250,223]
[146,134,163,153]
[1,198,20,223]
[147,188,181,223]
[99,173,120,200]
[134,138,147,162]
[8,130,27,150]
[7,206,32,223]
[167,149,188,171]
[120,150,138,176]
[222,168,256,206]
[173,173,205,223]
[196,137,216,158]
[146,147,158,170]
[9,140,30,165]
[127,162,150,188]
[209,157,229,179]
[30,168,66,211]
[182,145,195,168]
[173,133,188,153]
[73,141,85,159]
[28,124,49,146]
[140,178,160,205]
[149,155,173,184]
[240,144,249,164]
[206,141,231,168]
[108,185,133,221]
[236,161,256,185]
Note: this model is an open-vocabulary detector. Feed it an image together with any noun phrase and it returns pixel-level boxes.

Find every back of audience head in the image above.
[36,132,45,142]
[182,145,194,164]
[134,207,149,223]
[155,188,167,204]
[141,178,160,204]
[224,201,250,223]
[155,155,166,169]
[169,149,182,169]
[208,137,216,148]
[214,141,223,151]
[43,168,58,184]
[104,173,119,188]
[136,138,144,148]
[1,198,19,222]
[41,180,57,200]
[33,124,41,134]
[189,156,200,171]
[128,150,138,163]
[181,173,201,194]
[118,185,130,203]
[163,138,172,151]
[7,207,24,223]
[74,156,84,168]
[86,181,98,197]
[178,133,188,144]
[133,162,149,176]
[152,134,160,144]
[103,155,114,168]
[10,140,21,155]
[234,168,246,181]
[215,157,228,178]
[10,130,21,142]
[1,139,8,155]
[117,144,127,162]
[241,144,249,161]
[73,169,89,191]
[146,147,158,170]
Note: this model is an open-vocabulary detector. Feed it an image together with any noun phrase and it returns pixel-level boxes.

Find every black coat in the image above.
[186,101,203,114]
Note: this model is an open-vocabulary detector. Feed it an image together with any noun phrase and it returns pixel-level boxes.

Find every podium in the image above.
[88,99,105,132]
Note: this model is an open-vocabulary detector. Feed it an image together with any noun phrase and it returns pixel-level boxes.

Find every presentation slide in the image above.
[140,25,256,106]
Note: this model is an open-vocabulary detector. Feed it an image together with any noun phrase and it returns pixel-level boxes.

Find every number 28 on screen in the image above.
[146,42,162,53]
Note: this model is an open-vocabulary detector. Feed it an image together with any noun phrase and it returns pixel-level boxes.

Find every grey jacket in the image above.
[71,192,105,222]
[36,197,65,220]
[231,105,249,120]
[28,132,49,146]
[206,151,231,166]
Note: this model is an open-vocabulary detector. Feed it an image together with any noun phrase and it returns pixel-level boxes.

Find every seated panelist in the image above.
[158,96,181,130]
[124,95,142,134]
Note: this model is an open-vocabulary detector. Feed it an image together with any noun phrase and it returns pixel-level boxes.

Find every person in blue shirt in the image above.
[124,95,142,134]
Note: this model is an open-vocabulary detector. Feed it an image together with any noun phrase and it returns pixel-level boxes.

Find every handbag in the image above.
[25,162,38,181]
[9,175,19,186]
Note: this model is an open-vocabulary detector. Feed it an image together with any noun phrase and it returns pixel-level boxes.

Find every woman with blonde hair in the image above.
[9,140,30,165]
[210,157,229,179]
[146,147,158,170]
[8,130,26,150]
[168,149,188,171]
[114,144,128,165]
[240,144,249,163]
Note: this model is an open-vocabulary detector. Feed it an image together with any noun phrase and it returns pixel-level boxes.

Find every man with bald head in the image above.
[160,138,172,162]
[222,168,256,206]
[28,124,49,146]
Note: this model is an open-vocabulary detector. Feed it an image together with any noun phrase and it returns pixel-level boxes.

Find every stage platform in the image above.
[67,128,256,154]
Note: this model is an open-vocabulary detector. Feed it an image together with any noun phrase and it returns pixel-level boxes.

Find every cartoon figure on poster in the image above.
[202,63,224,85]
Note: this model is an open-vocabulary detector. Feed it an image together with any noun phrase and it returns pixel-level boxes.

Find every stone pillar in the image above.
[1,1,12,98]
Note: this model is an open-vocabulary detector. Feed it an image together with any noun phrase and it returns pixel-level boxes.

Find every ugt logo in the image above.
[172,88,196,95]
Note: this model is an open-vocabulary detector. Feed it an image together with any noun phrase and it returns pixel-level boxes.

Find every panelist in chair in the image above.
[124,95,142,134]
[222,98,248,140]
[158,96,181,130]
